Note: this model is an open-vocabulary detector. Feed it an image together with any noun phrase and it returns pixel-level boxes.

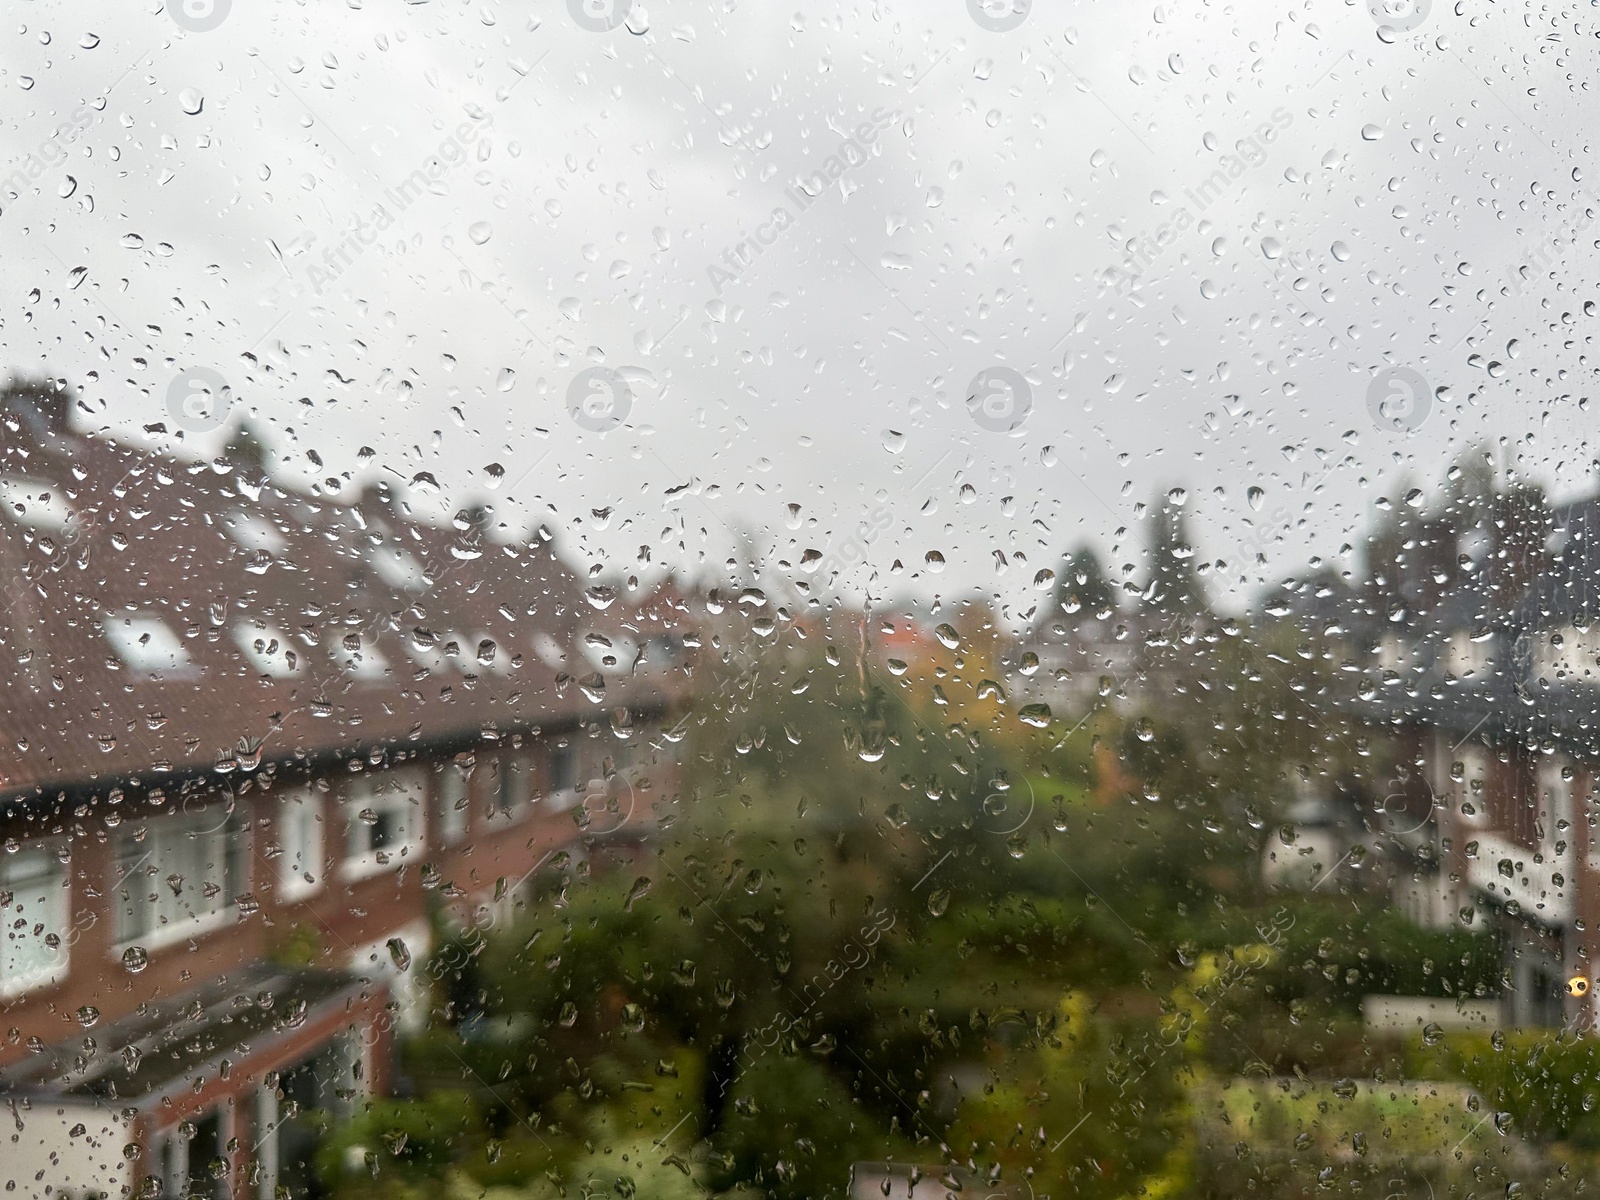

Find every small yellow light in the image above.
[1568,975,1590,997]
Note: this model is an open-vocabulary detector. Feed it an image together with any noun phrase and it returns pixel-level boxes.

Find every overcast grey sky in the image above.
[2,0,1594,620]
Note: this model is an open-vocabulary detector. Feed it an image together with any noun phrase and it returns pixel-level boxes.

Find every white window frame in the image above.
[368,544,430,592]
[493,751,537,820]
[102,613,194,676]
[581,632,638,672]
[1534,623,1600,683]
[341,769,425,881]
[222,510,287,554]
[278,788,325,901]
[335,632,391,680]
[1376,633,1406,671]
[1455,745,1490,829]
[233,621,303,677]
[438,766,470,845]
[113,810,247,953]
[1445,630,1492,679]
[405,629,467,674]
[472,632,513,674]
[1540,759,1575,859]
[350,919,431,1034]
[0,844,70,999]
[0,474,74,532]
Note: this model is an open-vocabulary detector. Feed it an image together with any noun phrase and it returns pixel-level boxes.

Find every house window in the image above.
[114,811,247,947]
[368,543,430,592]
[550,742,578,796]
[1375,634,1407,671]
[103,613,192,675]
[496,752,534,816]
[0,474,74,532]
[1534,623,1600,683]
[278,789,324,899]
[222,510,287,554]
[0,846,69,997]
[644,634,684,670]
[234,621,302,677]
[1540,761,1574,856]
[1454,746,1490,828]
[438,765,470,844]
[405,628,468,674]
[335,632,390,679]
[1444,630,1492,679]
[343,770,424,877]
[472,633,512,674]
[582,632,638,671]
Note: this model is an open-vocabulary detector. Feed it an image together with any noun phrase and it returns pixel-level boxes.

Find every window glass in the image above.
[438,764,470,845]
[102,613,191,674]
[343,770,424,875]
[0,847,68,996]
[0,475,73,532]
[114,811,245,947]
[233,621,302,677]
[495,751,534,817]
[277,789,324,899]
[9,7,1600,1200]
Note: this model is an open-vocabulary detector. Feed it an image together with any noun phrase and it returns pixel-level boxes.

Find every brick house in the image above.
[1365,488,1600,1030]
[0,382,691,1198]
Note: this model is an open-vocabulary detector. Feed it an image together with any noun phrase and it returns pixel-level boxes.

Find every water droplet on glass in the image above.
[468,221,493,245]
[179,89,205,115]
[387,937,411,972]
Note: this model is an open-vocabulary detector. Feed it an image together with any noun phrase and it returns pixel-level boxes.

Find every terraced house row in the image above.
[0,381,692,1199]
[1367,486,1600,1030]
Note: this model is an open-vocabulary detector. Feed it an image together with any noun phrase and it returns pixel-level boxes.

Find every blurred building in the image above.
[1361,487,1600,1030]
[0,382,691,1198]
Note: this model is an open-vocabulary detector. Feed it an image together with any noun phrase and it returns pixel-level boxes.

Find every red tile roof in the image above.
[0,385,689,804]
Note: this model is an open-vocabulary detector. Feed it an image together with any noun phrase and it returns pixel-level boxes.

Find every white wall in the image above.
[1362,995,1500,1031]
[0,1101,133,1199]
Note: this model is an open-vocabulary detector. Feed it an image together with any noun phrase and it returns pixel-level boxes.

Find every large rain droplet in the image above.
[387,937,411,972]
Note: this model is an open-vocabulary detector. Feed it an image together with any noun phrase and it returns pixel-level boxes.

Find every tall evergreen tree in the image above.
[1144,495,1208,616]
[1052,545,1117,620]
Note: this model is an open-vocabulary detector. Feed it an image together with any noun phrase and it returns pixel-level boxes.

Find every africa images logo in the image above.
[967,366,1032,433]
[166,367,233,434]
[567,367,633,432]
[1367,0,1431,32]
[169,0,232,33]
[968,0,1032,33]
[568,0,634,33]
[1366,366,1431,433]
